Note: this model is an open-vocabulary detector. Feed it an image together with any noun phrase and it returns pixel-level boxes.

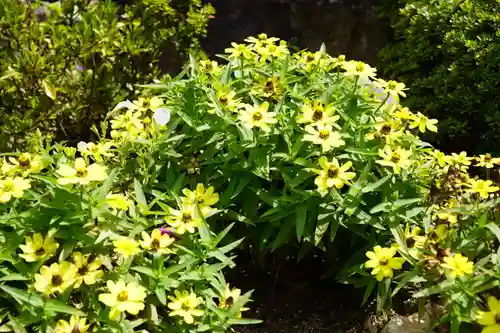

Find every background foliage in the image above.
[0,0,214,151]
[378,0,500,154]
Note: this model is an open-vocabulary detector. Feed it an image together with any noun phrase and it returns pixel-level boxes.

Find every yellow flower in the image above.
[365,118,403,143]
[113,237,140,257]
[54,316,90,333]
[476,296,500,333]
[0,158,16,175]
[218,284,241,309]
[168,290,204,324]
[393,106,414,120]
[475,154,500,169]
[56,158,107,185]
[77,141,113,162]
[181,183,219,211]
[7,153,43,175]
[140,229,174,254]
[394,225,425,259]
[365,245,405,281]
[342,61,377,80]
[434,199,459,224]
[296,100,339,126]
[105,193,132,210]
[218,284,248,318]
[166,204,201,234]
[303,124,345,152]
[445,151,472,171]
[132,96,163,111]
[110,109,143,131]
[297,51,323,71]
[466,179,499,199]
[71,252,103,288]
[224,42,254,60]
[98,280,147,320]
[252,76,284,101]
[314,157,356,192]
[210,89,244,113]
[376,145,412,174]
[427,149,447,168]
[34,262,77,295]
[199,60,222,75]
[0,177,31,203]
[244,34,280,48]
[255,40,288,62]
[408,112,438,133]
[373,79,407,98]
[238,102,277,132]
[19,232,58,262]
[441,253,474,279]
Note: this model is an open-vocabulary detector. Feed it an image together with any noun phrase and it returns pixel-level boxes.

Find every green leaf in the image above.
[362,280,376,305]
[213,223,235,247]
[370,202,391,214]
[155,288,167,305]
[392,198,421,209]
[196,204,212,244]
[44,300,85,316]
[486,223,500,242]
[0,274,28,282]
[391,269,420,297]
[361,175,391,193]
[96,168,118,201]
[218,238,244,254]
[413,279,454,298]
[314,214,331,245]
[329,219,340,242]
[271,219,293,249]
[295,205,308,241]
[131,266,156,278]
[134,178,148,209]
[42,79,56,100]
[7,316,26,333]
[227,318,263,325]
[0,285,43,308]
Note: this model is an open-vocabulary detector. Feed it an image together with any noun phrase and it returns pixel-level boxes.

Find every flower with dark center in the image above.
[151,239,160,250]
[312,110,323,122]
[182,213,192,222]
[219,96,228,105]
[327,167,339,178]
[319,130,330,139]
[406,237,416,248]
[391,153,401,163]
[380,124,392,135]
[117,291,128,302]
[78,265,89,276]
[252,112,263,121]
[51,275,63,287]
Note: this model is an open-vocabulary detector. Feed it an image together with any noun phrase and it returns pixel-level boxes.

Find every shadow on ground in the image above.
[228,252,369,333]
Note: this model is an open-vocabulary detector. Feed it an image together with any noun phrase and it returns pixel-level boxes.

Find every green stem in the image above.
[374,93,390,114]
[352,75,359,95]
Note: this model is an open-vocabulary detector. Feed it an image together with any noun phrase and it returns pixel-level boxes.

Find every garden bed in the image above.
[229,252,369,333]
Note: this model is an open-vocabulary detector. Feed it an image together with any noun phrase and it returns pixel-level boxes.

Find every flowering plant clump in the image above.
[0,100,256,331]
[100,35,500,330]
[3,35,500,331]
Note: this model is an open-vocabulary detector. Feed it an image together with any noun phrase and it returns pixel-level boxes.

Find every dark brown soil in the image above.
[228,251,370,333]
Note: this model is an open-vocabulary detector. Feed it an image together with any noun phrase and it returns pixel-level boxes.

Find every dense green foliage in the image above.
[378,0,500,154]
[0,0,214,150]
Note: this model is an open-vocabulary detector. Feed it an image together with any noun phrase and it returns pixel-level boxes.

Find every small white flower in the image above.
[153,108,171,126]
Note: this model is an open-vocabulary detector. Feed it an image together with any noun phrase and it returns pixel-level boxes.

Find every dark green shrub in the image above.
[0,0,214,150]
[378,0,500,154]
